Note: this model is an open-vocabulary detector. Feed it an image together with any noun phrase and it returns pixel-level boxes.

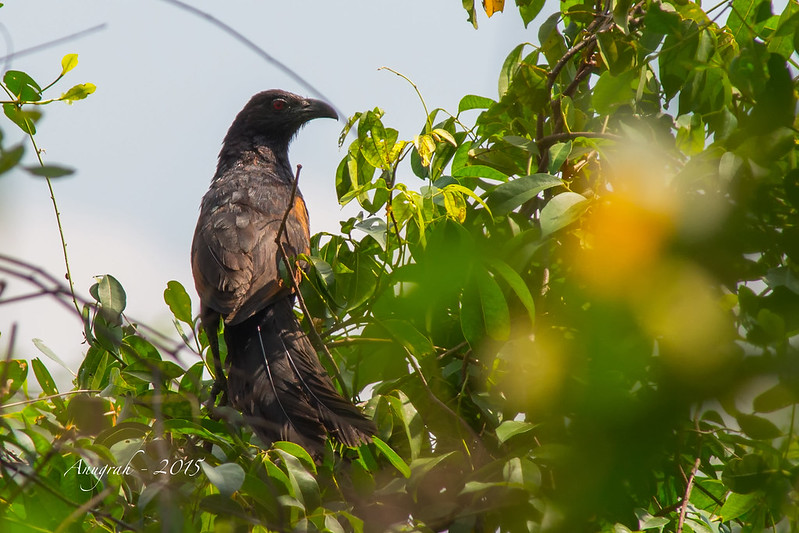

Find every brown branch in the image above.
[0,254,194,363]
[326,337,394,349]
[677,457,701,533]
[275,165,352,399]
[537,131,621,149]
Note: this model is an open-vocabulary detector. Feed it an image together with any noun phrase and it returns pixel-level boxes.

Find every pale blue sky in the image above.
[0,1,540,385]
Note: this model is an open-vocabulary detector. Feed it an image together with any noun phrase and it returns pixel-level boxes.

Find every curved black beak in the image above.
[302,98,338,121]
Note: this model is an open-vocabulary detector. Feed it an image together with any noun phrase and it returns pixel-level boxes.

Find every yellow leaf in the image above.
[483,0,505,17]
[413,134,436,167]
[61,54,79,76]
[432,128,457,147]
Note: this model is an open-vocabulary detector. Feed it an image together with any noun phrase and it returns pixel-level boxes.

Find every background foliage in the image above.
[1,0,799,531]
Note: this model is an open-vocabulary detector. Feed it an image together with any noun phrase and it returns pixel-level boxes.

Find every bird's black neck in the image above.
[215,133,292,179]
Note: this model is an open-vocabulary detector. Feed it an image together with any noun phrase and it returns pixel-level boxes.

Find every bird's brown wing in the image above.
[191,177,310,326]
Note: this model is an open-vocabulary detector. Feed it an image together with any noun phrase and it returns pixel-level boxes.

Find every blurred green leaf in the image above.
[201,462,245,497]
[0,144,24,175]
[737,413,782,440]
[24,165,74,178]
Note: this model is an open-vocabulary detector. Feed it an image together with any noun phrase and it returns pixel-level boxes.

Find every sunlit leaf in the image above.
[3,70,41,101]
[164,280,193,325]
[60,83,96,102]
[458,94,495,113]
[540,191,588,236]
[495,420,537,444]
[483,0,505,17]
[61,53,79,76]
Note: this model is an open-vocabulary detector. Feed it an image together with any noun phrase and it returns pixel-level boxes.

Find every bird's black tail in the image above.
[223,298,375,453]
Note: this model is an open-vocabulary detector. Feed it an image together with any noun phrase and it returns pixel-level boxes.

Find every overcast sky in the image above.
[0,1,542,387]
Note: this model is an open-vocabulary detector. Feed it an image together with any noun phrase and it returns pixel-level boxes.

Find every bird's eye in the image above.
[272,98,287,111]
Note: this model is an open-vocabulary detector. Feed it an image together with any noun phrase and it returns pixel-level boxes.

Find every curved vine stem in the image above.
[26,132,81,315]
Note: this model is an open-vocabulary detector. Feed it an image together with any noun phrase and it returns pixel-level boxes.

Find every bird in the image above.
[191,89,376,453]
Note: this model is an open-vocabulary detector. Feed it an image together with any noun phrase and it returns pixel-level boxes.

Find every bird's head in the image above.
[227,89,338,146]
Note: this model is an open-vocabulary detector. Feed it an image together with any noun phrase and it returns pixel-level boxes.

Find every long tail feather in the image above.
[224,298,375,453]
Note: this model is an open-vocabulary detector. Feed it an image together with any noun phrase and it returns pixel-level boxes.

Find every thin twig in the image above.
[274,165,351,399]
[0,254,195,363]
[1,389,100,410]
[276,164,302,244]
[677,457,701,533]
[159,0,344,120]
[0,24,106,64]
[24,132,81,315]
[537,131,621,149]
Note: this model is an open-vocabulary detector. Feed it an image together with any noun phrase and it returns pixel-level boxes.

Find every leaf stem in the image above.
[25,132,81,315]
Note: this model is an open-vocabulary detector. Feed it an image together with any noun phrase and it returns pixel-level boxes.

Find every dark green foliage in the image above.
[2,1,799,531]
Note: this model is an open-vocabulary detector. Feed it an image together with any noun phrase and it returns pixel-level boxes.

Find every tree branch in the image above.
[275,165,352,400]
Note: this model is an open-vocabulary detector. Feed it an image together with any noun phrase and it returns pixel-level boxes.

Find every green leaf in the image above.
[753,383,798,412]
[201,462,245,497]
[94,274,126,325]
[3,70,41,101]
[458,94,495,113]
[353,217,387,250]
[719,491,759,521]
[164,280,193,325]
[0,144,24,176]
[59,83,96,102]
[3,103,39,134]
[32,338,74,375]
[613,0,633,33]
[475,267,511,341]
[593,69,637,114]
[516,0,546,27]
[61,53,79,76]
[547,141,572,174]
[273,441,317,474]
[727,0,758,43]
[484,257,535,325]
[408,452,458,494]
[123,360,185,383]
[385,392,424,460]
[737,413,782,439]
[498,43,528,97]
[597,30,637,75]
[452,164,510,182]
[722,454,770,494]
[275,449,321,509]
[539,191,588,236]
[495,420,537,444]
[372,436,411,478]
[24,165,74,178]
[381,318,435,357]
[31,358,58,397]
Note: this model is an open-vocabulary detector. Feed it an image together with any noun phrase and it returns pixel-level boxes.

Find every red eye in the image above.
[272,98,286,111]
